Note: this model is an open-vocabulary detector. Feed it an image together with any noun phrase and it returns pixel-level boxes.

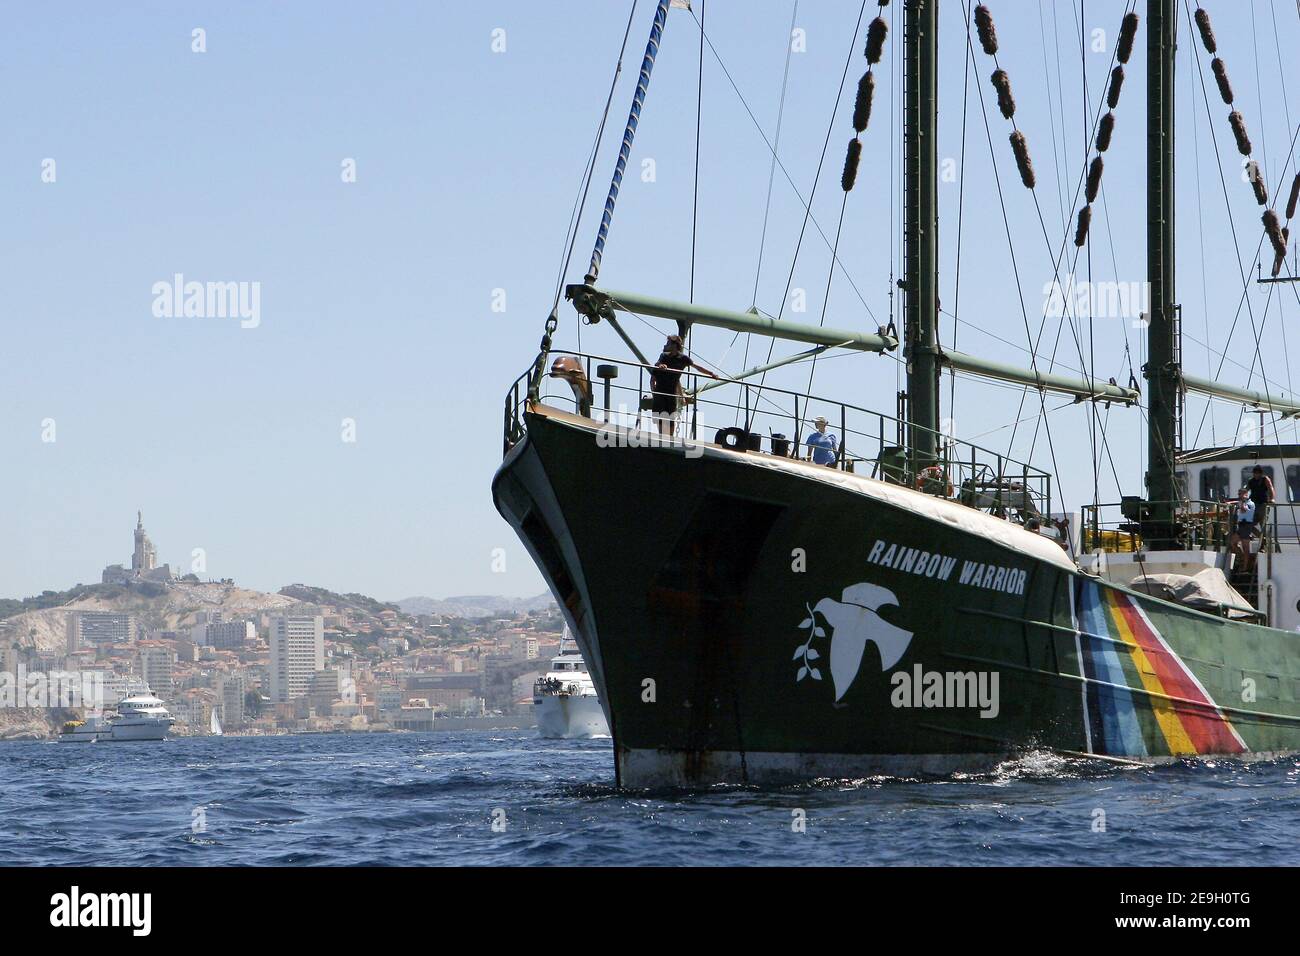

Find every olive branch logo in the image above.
[793,602,825,682]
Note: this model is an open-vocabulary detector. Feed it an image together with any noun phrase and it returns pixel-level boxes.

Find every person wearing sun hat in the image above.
[804,415,838,466]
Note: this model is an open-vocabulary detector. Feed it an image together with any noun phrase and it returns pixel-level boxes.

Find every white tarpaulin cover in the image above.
[1128,568,1257,618]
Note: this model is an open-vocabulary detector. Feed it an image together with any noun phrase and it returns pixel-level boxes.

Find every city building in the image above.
[404,673,483,711]
[510,633,539,660]
[178,688,215,730]
[139,646,177,698]
[66,611,136,652]
[308,668,341,714]
[216,671,247,727]
[394,700,435,731]
[378,635,409,656]
[268,615,325,702]
[193,619,254,650]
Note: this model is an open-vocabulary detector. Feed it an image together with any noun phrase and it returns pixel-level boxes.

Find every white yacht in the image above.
[59,694,175,742]
[534,632,609,739]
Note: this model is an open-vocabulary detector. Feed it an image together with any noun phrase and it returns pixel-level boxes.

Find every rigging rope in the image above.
[962,6,1071,510]
[1182,1,1300,514]
[1189,28,1217,447]
[549,1,641,322]
[734,0,801,424]
[534,0,641,399]
[686,0,705,383]
[950,0,976,436]
[584,0,673,287]
[1268,0,1297,404]
[979,2,1138,507]
[752,0,872,396]
[750,1,800,312]
[1185,0,1300,453]
[796,0,891,428]
[968,2,1140,511]
[690,10,880,323]
[690,0,705,310]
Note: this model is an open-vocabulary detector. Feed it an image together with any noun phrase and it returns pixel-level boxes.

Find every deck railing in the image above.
[505,351,1054,520]
[1077,498,1296,554]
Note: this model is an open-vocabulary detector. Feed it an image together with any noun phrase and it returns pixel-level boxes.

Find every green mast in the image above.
[903,0,941,462]
[1145,0,1180,548]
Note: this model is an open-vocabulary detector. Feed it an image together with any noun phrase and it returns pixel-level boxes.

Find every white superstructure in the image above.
[533,631,609,739]
[1080,444,1300,631]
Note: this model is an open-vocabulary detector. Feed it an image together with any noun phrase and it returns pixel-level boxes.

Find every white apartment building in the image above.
[138,647,176,698]
[216,671,248,726]
[510,634,539,660]
[193,619,255,650]
[269,616,325,702]
[66,612,136,652]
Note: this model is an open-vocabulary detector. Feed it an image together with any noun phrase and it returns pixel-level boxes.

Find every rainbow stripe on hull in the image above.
[1074,579,1247,758]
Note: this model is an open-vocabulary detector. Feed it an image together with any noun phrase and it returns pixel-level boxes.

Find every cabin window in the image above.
[1199,467,1230,502]
[1287,465,1300,503]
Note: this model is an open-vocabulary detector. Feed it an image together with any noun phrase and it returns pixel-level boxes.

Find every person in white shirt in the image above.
[1228,486,1257,571]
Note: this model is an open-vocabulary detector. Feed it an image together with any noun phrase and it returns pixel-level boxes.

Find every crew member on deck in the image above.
[805,416,839,467]
[650,335,717,437]
[1229,486,1257,572]
[1247,465,1275,531]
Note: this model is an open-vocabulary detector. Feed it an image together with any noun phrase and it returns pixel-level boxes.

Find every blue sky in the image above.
[3,1,1299,601]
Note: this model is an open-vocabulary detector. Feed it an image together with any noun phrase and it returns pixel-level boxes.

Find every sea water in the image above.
[0,732,1295,866]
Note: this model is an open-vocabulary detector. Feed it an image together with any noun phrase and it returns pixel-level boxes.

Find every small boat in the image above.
[210,709,223,736]
[534,631,610,739]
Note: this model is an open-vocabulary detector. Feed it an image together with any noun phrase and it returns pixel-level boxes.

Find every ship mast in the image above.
[903,0,940,463]
[1144,0,1179,549]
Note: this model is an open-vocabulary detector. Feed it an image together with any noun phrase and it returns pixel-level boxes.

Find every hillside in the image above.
[2,581,301,657]
[277,584,411,629]
[394,592,555,619]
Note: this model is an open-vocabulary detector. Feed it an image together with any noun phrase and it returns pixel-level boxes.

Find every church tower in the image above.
[132,510,158,572]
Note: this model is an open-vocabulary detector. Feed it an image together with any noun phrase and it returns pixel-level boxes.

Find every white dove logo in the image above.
[794,583,914,702]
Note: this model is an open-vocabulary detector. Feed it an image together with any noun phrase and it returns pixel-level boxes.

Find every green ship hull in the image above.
[493,405,1300,788]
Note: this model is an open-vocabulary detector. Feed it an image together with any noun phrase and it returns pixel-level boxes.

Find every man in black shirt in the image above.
[649,335,718,436]
[1247,465,1276,532]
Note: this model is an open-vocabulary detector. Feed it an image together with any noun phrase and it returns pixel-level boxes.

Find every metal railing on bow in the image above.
[504,352,1054,520]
